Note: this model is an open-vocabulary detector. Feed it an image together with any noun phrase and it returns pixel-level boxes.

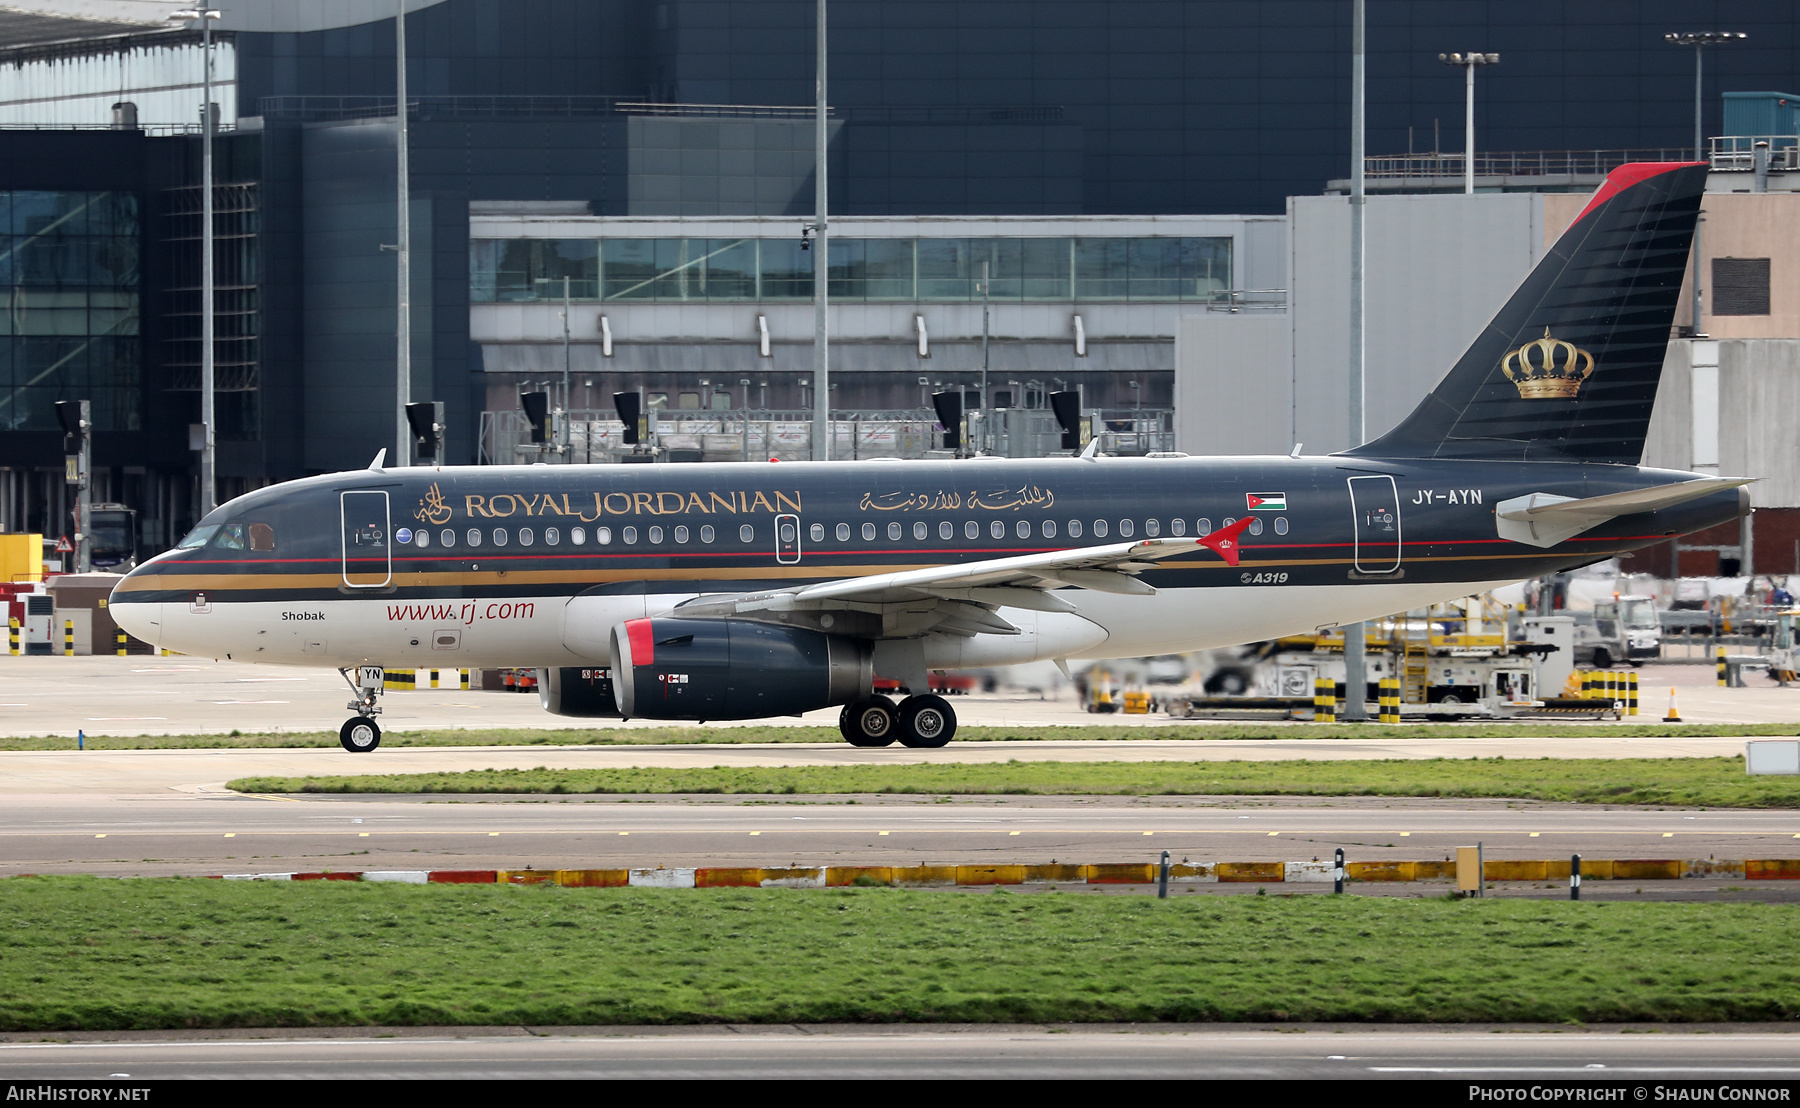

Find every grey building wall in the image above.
[1176,193,1547,457]
[1173,314,1291,456]
[626,116,842,216]
[300,118,434,472]
[1645,338,1800,509]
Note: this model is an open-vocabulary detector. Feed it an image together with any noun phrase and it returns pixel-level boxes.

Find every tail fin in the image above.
[1348,161,1707,465]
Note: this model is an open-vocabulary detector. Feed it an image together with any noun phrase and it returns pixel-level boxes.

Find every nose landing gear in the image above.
[337,665,386,752]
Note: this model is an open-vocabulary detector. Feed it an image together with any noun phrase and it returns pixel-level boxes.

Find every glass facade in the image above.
[0,191,140,432]
[470,236,1231,304]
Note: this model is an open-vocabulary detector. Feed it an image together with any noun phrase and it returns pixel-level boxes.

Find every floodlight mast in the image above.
[1664,31,1745,337]
[1438,51,1500,195]
[170,7,220,513]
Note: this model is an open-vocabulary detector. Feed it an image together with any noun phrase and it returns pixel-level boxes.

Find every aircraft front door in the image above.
[341,490,393,588]
[1347,475,1401,574]
[775,513,801,565]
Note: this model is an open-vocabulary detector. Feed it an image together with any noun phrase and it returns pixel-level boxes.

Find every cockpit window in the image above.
[248,523,276,552]
[212,525,246,550]
[177,525,219,549]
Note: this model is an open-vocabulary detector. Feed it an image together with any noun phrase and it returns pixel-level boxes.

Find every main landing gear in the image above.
[337,666,385,753]
[838,693,957,749]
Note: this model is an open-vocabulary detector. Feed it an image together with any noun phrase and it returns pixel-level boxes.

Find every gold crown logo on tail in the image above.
[1501,327,1595,399]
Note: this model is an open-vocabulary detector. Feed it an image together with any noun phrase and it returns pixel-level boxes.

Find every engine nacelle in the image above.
[537,666,623,718]
[609,617,872,720]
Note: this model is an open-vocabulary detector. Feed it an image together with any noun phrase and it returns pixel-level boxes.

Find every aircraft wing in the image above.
[673,517,1256,635]
[1495,477,1750,548]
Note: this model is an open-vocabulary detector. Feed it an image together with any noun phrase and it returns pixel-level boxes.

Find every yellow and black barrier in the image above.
[7,616,17,656]
[62,619,73,657]
[1377,677,1401,723]
[380,668,472,691]
[115,629,127,657]
[1718,645,1728,687]
[1575,669,1637,716]
[1312,676,1336,723]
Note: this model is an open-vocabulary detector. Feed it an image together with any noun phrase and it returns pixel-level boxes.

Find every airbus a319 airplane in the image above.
[111,162,1745,751]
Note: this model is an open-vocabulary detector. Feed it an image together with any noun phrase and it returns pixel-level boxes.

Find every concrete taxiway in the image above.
[3,786,1796,879]
[1,655,1797,737]
[3,1025,1799,1080]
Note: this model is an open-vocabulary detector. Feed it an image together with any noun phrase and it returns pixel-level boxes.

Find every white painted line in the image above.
[363,871,429,884]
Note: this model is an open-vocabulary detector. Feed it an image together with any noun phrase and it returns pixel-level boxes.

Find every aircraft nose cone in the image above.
[108,573,161,649]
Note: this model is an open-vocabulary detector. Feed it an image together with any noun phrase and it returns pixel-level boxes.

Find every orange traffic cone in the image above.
[1662,687,1682,723]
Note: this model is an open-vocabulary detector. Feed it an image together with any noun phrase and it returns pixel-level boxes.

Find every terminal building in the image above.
[0,0,1794,566]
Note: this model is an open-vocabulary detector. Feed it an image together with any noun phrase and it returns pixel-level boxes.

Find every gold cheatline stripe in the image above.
[111,547,1594,596]
[114,564,945,593]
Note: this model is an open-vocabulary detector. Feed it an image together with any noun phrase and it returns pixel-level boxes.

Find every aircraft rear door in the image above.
[1347,475,1401,575]
[341,490,392,588]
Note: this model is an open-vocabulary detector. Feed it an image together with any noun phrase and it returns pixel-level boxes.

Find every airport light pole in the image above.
[1438,52,1499,195]
[172,7,220,513]
[394,0,412,465]
[810,0,830,461]
[1665,32,1744,336]
[1343,0,1369,721]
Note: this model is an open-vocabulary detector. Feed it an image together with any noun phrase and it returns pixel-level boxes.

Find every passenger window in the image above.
[1119,519,1134,537]
[595,527,610,544]
[414,529,430,548]
[440,528,456,547]
[810,523,824,542]
[739,524,754,542]
[1223,517,1236,530]
[544,527,560,545]
[1274,517,1289,535]
[673,526,689,543]
[701,525,715,543]
[1248,518,1263,536]
[1169,518,1186,537]
[939,521,953,540]
[572,527,588,545]
[913,522,928,540]
[1068,520,1082,538]
[623,527,638,544]
[1042,520,1057,538]
[1145,519,1160,537]
[466,528,482,547]
[990,520,1005,539]
[248,523,276,551]
[518,527,535,546]
[862,522,876,541]
[1197,518,1211,535]
[1093,520,1108,537]
[1016,520,1030,539]
[212,524,245,550]
[965,521,979,539]
[836,523,850,542]
[492,528,508,546]
[648,526,663,543]
[887,522,902,541]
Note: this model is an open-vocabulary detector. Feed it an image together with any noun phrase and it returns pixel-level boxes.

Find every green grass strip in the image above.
[1,877,1795,1029]
[10,720,1799,751]
[232,754,1800,808]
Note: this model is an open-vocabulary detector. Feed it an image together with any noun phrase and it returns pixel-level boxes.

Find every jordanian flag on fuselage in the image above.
[1246,492,1286,511]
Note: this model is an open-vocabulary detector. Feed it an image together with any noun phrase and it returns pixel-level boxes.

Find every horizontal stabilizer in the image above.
[1495,477,1750,548]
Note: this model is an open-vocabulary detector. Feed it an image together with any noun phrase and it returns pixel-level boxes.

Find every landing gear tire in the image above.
[840,696,899,747]
[339,716,382,753]
[897,694,956,748]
